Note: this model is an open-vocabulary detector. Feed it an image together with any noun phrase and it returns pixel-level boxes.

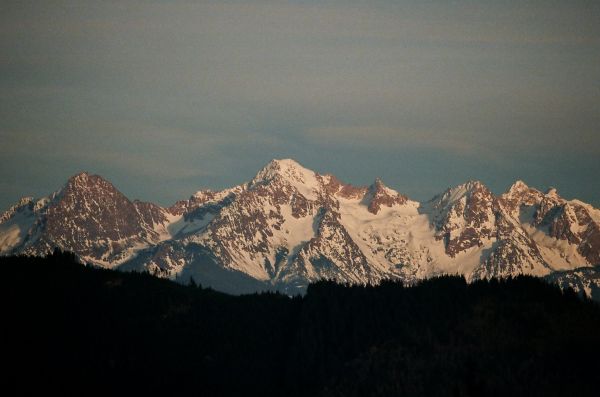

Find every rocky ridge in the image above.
[1,159,599,296]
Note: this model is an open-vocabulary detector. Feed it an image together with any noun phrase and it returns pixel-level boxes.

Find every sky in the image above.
[1,0,599,210]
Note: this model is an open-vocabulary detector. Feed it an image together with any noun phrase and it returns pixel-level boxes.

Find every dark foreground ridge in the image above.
[2,251,600,396]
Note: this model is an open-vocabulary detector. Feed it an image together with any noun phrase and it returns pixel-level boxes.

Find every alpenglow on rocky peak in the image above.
[1,159,599,298]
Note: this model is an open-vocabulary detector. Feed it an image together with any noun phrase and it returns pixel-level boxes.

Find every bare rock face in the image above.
[430,181,496,257]
[475,214,550,279]
[169,187,242,219]
[319,174,367,200]
[32,173,173,264]
[547,202,600,265]
[1,159,599,296]
[499,180,545,214]
[188,160,320,282]
[498,182,600,270]
[284,207,380,285]
[365,178,408,215]
[44,174,139,245]
[533,189,564,226]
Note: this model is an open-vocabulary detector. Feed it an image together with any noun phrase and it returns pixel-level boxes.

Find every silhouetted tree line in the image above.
[1,250,599,396]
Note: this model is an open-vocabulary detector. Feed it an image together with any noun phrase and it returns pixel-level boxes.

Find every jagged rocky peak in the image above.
[541,200,600,265]
[0,196,35,223]
[462,180,492,197]
[318,173,367,200]
[169,185,245,217]
[371,177,387,191]
[365,177,408,214]
[68,171,93,184]
[456,179,488,195]
[539,186,565,208]
[54,171,130,213]
[545,187,561,199]
[40,171,156,263]
[56,172,131,210]
[500,180,545,214]
[506,180,531,197]
[249,159,321,200]
[2,161,600,298]
[192,189,217,200]
[432,180,494,211]
[63,171,118,195]
[251,159,315,186]
[459,180,495,212]
[191,186,243,206]
[511,179,529,190]
[429,180,497,257]
[502,180,558,203]
[59,171,160,221]
[532,186,565,225]
[16,196,34,207]
[169,191,215,216]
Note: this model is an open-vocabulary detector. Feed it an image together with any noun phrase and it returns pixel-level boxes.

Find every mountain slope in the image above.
[1,159,598,295]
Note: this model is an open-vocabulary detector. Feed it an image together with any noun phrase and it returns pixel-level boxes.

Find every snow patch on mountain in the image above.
[0,211,34,253]
[522,223,589,270]
[278,204,316,260]
[165,212,215,238]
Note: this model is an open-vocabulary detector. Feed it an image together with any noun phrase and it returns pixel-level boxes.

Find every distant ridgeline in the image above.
[2,251,599,396]
[2,159,600,297]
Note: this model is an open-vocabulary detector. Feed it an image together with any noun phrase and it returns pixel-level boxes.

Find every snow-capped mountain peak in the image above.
[249,158,320,200]
[364,178,408,214]
[2,160,599,297]
[511,179,529,190]
[251,158,316,186]
[429,180,494,220]
[432,180,489,205]
[545,187,561,199]
[506,180,532,197]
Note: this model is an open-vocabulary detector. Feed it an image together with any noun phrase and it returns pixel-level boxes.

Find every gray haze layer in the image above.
[1,0,599,210]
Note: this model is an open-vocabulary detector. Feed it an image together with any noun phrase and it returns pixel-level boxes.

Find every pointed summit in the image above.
[371,177,385,190]
[366,177,408,214]
[540,187,565,207]
[504,180,535,200]
[65,171,115,192]
[271,158,303,168]
[509,180,529,192]
[250,159,320,199]
[368,177,400,197]
[433,180,492,208]
[463,180,487,191]
[546,187,559,197]
[499,180,545,211]
[40,172,165,265]
[253,159,311,180]
[68,171,90,180]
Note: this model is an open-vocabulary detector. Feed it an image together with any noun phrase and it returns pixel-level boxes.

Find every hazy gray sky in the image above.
[1,0,599,209]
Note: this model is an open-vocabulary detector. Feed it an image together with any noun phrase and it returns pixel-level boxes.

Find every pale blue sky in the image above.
[1,0,599,209]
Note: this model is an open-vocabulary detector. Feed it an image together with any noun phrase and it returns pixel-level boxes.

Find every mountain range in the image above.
[1,159,599,297]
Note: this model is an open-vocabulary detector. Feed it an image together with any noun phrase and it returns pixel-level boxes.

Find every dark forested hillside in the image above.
[2,251,599,396]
